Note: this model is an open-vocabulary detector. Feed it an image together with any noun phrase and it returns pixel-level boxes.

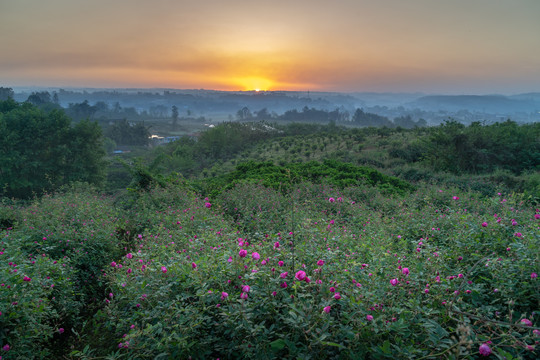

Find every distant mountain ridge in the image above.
[410,94,538,113]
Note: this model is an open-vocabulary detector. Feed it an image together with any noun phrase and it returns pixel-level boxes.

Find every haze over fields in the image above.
[1,0,539,94]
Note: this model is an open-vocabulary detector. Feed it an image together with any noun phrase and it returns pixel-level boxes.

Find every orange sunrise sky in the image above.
[1,0,539,93]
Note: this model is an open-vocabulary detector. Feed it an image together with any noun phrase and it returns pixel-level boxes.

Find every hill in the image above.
[1,113,539,359]
[410,95,538,113]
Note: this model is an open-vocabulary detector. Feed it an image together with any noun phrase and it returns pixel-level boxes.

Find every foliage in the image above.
[0,87,15,101]
[1,107,539,358]
[352,108,394,127]
[1,172,539,359]
[0,186,122,358]
[0,100,107,199]
[158,122,280,176]
[410,120,540,175]
[199,159,414,199]
[104,119,151,146]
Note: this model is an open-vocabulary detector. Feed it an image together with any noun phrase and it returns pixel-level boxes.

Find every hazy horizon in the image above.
[2,0,539,94]
[6,85,540,97]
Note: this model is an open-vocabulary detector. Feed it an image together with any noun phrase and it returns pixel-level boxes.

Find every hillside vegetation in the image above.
[1,100,539,359]
[143,119,539,200]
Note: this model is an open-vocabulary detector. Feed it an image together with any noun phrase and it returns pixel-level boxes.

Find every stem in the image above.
[291,185,295,272]
[449,308,540,330]
[416,342,460,360]
[446,255,488,317]
[287,170,296,272]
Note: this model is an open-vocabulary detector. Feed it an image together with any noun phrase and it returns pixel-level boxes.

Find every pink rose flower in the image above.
[479,343,491,356]
[295,271,306,281]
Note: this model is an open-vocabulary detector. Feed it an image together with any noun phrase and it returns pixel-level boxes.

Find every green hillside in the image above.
[1,100,539,359]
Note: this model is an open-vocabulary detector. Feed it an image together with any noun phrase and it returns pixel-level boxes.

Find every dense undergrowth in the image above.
[1,117,539,359]
[146,120,539,200]
[1,175,538,359]
[196,159,415,199]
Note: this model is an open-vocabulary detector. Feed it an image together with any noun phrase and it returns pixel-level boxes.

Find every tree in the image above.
[26,91,52,106]
[236,106,252,120]
[0,87,14,101]
[255,108,270,120]
[352,108,393,127]
[416,118,427,127]
[67,100,97,120]
[149,105,168,118]
[64,119,107,185]
[0,100,106,198]
[105,119,150,146]
[171,105,179,129]
[113,102,122,113]
[94,101,109,113]
[393,115,416,129]
[52,92,60,105]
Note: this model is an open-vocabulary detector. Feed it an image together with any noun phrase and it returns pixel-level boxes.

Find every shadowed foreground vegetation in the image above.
[1,179,539,359]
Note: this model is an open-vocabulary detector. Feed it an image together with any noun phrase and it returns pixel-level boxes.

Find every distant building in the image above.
[162,136,180,143]
[148,134,180,146]
[112,146,132,154]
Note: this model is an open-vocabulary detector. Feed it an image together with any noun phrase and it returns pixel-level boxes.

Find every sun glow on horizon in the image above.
[1,1,539,94]
[233,76,274,91]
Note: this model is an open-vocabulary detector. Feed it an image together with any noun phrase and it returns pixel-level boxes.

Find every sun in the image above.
[234,76,274,91]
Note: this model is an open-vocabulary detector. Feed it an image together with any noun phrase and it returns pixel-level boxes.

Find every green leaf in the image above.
[270,339,287,351]
[381,340,391,354]
[321,341,346,349]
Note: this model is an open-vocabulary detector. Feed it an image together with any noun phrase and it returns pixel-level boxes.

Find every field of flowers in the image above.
[1,180,538,359]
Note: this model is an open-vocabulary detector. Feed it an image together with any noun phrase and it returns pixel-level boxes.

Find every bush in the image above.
[2,172,538,359]
[85,185,538,359]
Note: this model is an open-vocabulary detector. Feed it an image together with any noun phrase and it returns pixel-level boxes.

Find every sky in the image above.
[1,0,539,94]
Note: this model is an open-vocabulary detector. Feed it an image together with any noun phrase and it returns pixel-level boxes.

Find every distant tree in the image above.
[0,97,17,113]
[52,92,60,105]
[26,91,52,106]
[236,106,252,120]
[0,87,14,101]
[393,115,416,129]
[171,105,179,128]
[67,100,97,120]
[149,105,168,118]
[281,109,299,121]
[64,119,107,185]
[255,108,270,120]
[419,120,539,174]
[352,108,393,127]
[25,91,63,112]
[113,102,122,113]
[0,100,106,198]
[103,137,117,154]
[105,119,150,146]
[122,107,139,118]
[416,118,427,127]
[94,101,109,113]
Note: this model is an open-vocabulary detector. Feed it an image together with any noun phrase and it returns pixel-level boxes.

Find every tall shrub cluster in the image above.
[408,120,539,175]
[78,184,539,359]
[0,187,122,358]
[0,99,106,199]
[0,168,538,359]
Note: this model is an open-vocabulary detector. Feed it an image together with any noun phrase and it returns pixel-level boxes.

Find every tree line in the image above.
[236,105,427,128]
[390,120,540,175]
[1,88,538,199]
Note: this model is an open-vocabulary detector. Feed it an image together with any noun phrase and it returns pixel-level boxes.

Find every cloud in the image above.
[1,0,539,92]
